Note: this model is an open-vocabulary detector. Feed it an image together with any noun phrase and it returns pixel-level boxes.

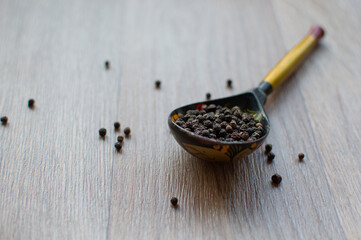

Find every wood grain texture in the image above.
[0,0,360,239]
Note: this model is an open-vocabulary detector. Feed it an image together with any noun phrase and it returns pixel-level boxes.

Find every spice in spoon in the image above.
[174,104,265,142]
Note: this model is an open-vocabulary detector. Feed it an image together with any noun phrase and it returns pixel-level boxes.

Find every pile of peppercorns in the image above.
[175,104,264,142]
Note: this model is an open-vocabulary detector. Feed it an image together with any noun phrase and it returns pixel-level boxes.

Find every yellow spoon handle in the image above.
[260,26,324,93]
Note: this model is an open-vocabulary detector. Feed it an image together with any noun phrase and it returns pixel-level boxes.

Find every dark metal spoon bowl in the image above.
[168,26,324,162]
[168,85,270,162]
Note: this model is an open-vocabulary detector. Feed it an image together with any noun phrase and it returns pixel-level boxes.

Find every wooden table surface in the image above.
[1,0,360,239]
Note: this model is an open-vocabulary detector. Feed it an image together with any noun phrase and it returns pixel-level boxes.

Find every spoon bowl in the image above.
[168,88,270,162]
[168,26,324,162]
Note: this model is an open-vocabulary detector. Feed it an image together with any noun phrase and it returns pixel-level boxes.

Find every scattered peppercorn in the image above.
[298,153,305,161]
[117,136,124,143]
[114,122,120,130]
[155,80,161,88]
[175,104,265,142]
[206,93,211,100]
[1,116,8,125]
[265,144,272,153]
[271,174,282,185]
[99,128,107,137]
[105,61,110,69]
[227,79,233,88]
[124,127,131,136]
[170,197,178,206]
[267,152,275,162]
[115,142,122,151]
[28,99,35,108]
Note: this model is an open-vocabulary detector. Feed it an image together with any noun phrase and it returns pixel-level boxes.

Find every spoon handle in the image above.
[258,25,325,95]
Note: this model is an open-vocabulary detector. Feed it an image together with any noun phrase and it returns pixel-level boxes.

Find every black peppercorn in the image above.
[114,122,120,130]
[105,61,110,69]
[206,93,211,100]
[240,124,248,130]
[240,132,249,140]
[219,129,227,137]
[115,142,122,151]
[267,152,275,161]
[99,128,106,137]
[209,133,216,139]
[227,79,232,88]
[251,132,260,138]
[213,123,221,132]
[155,80,161,88]
[117,136,124,143]
[170,197,178,206]
[224,109,232,115]
[298,153,305,161]
[124,127,131,135]
[225,125,233,133]
[271,174,282,185]
[28,99,35,108]
[220,121,228,129]
[1,116,8,125]
[201,129,209,137]
[231,132,240,140]
[207,104,216,112]
[203,120,212,128]
[225,115,232,122]
[265,144,272,153]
